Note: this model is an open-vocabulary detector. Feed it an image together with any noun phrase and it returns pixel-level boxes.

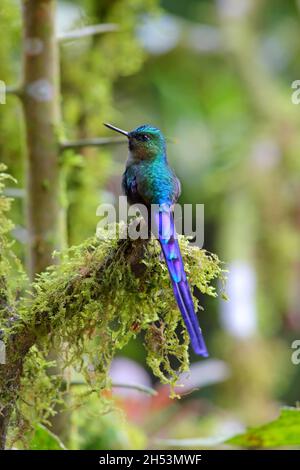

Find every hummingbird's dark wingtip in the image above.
[103,122,129,137]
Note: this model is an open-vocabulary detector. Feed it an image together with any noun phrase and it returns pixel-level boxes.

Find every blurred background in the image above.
[1,0,300,449]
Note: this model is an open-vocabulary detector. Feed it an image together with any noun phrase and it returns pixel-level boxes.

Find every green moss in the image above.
[15,230,224,416]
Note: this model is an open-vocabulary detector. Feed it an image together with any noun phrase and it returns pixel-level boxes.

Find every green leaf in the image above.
[227,408,300,449]
[28,424,66,450]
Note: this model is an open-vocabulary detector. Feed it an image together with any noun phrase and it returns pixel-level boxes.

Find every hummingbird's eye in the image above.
[141,134,150,142]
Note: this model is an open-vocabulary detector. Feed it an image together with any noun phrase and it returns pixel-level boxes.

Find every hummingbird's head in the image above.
[104,123,166,160]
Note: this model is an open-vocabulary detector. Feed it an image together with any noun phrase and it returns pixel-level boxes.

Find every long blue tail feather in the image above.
[155,207,208,357]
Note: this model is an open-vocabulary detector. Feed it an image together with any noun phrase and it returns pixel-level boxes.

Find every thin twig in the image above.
[60,137,127,150]
[112,382,157,397]
[57,24,119,42]
[70,380,157,396]
[153,435,228,448]
[5,85,22,97]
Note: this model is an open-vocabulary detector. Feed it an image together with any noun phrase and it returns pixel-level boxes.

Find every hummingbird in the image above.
[104,123,208,357]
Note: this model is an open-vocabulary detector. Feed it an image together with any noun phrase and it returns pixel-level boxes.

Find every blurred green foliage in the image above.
[228,407,300,449]
[71,393,146,450]
[27,424,66,450]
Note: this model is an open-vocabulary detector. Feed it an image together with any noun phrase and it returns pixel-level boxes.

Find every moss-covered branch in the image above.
[0,166,224,448]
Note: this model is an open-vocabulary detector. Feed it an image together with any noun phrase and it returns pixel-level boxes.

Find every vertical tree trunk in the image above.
[22,0,61,278]
[21,0,68,444]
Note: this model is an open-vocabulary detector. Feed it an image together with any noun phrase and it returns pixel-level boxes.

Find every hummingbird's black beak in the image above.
[103,123,129,137]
